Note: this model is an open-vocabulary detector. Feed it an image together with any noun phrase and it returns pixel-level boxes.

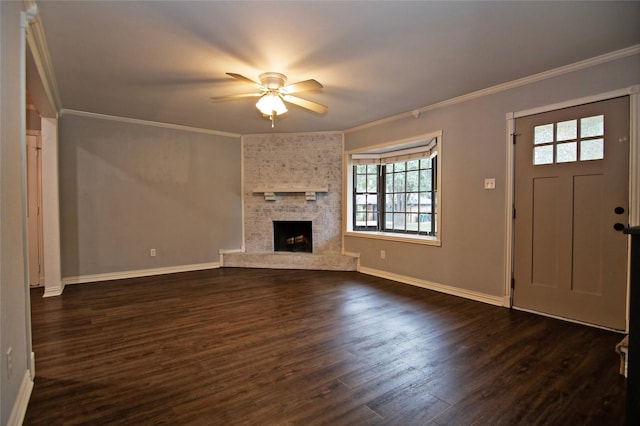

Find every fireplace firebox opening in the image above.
[273,221,312,253]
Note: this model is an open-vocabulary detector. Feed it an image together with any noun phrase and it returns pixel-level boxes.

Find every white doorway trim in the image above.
[41,117,62,297]
[504,85,640,332]
[24,1,63,297]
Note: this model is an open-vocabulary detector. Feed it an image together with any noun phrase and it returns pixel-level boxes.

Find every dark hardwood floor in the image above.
[24,268,626,425]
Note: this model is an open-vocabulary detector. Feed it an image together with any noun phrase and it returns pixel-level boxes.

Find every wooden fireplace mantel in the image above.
[253,185,328,201]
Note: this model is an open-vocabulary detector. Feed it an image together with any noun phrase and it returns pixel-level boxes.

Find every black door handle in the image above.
[615,207,625,215]
[614,223,625,231]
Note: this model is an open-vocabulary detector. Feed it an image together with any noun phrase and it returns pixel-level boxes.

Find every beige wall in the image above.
[344,53,640,298]
[58,114,243,278]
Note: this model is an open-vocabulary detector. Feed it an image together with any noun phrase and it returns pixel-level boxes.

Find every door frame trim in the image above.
[505,85,640,332]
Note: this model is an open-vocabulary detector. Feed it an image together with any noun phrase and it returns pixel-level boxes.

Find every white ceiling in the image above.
[33,1,640,135]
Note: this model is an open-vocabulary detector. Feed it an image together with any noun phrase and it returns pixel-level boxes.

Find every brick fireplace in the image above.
[221,132,357,270]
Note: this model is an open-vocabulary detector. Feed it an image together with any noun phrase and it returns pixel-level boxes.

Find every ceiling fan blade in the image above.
[280,79,323,94]
[226,73,263,88]
[281,94,328,114]
[210,93,262,102]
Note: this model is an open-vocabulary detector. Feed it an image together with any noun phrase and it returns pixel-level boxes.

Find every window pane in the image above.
[366,194,378,209]
[385,174,393,192]
[366,212,377,227]
[406,170,419,191]
[367,175,377,192]
[419,213,432,233]
[393,213,405,230]
[356,164,366,173]
[534,145,553,165]
[581,115,604,138]
[385,213,393,229]
[394,193,404,211]
[556,120,577,141]
[385,194,394,212]
[393,162,405,172]
[556,142,577,163]
[406,212,418,231]
[580,138,604,161]
[393,173,405,192]
[406,193,418,208]
[419,193,432,212]
[366,164,378,174]
[420,158,432,169]
[356,194,367,207]
[420,169,431,191]
[534,124,554,144]
[406,160,419,170]
[356,175,366,192]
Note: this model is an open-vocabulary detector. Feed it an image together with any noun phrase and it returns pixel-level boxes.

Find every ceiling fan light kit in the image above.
[256,92,288,116]
[211,71,328,128]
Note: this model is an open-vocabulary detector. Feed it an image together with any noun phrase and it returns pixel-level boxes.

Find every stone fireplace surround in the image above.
[221,132,358,271]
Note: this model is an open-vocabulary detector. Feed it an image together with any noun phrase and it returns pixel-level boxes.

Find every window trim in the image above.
[344,131,442,246]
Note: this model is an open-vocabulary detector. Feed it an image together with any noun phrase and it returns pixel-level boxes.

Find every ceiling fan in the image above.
[211,72,328,128]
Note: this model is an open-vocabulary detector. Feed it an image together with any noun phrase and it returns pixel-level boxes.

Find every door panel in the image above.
[531,177,561,289]
[514,96,629,330]
[572,174,604,295]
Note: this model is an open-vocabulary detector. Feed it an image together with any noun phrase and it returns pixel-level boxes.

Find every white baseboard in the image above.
[219,248,244,254]
[43,285,64,298]
[30,351,36,380]
[62,262,221,286]
[7,370,34,426]
[358,266,507,307]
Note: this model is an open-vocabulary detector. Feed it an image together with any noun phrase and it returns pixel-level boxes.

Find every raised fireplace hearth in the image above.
[274,221,312,253]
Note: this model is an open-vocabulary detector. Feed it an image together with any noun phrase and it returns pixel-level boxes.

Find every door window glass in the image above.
[532,114,604,165]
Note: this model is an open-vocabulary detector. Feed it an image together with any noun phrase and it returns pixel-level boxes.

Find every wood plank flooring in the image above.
[24,268,627,425]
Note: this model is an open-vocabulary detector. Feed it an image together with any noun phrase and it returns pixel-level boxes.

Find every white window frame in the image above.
[344,131,442,246]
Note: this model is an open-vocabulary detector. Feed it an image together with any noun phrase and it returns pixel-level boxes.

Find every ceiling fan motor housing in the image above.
[259,72,287,90]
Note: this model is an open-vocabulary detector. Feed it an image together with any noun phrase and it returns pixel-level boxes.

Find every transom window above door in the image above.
[533,115,604,165]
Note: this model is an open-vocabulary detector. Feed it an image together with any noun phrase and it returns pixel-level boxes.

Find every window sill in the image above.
[344,231,441,246]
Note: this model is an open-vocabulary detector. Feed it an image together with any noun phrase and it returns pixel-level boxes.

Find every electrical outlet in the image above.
[380,250,386,260]
[150,248,156,257]
[6,347,12,378]
[484,178,496,190]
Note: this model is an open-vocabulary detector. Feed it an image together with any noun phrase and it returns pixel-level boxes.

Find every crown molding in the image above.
[345,44,640,134]
[22,0,62,114]
[60,109,242,138]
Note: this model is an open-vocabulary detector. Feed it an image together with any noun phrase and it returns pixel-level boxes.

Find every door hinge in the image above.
[512,206,516,219]
[511,277,515,289]
[512,133,520,145]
